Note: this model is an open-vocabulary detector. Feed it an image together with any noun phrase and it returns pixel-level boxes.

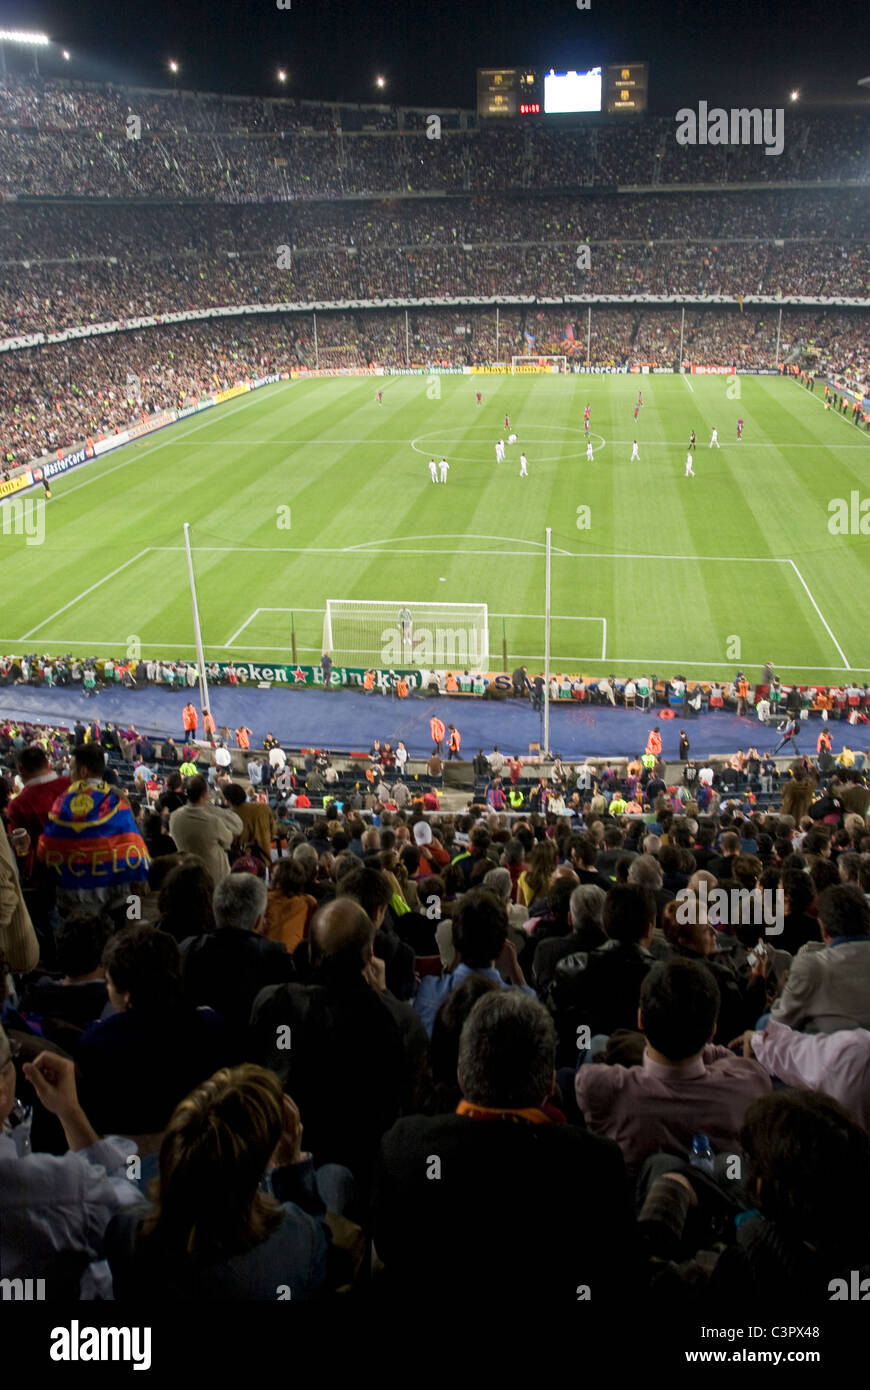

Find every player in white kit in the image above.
[496,439,505,462]
[710,428,720,448]
[507,433,517,444]
[586,440,594,462]
[685,451,695,478]
[630,441,640,461]
[519,453,528,476]
[429,459,438,483]
[439,458,449,483]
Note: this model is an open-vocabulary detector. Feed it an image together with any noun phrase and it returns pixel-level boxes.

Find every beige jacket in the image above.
[168,803,243,884]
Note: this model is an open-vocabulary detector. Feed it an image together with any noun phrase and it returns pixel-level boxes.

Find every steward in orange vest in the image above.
[430,716,446,752]
[645,728,662,757]
[447,725,462,759]
[237,725,252,751]
[182,703,198,734]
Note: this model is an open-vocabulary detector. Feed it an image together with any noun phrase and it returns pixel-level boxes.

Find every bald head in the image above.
[310,898,375,976]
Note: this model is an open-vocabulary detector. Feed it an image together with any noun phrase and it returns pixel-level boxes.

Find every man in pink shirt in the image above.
[576,958,771,1174]
[735,1020,870,1136]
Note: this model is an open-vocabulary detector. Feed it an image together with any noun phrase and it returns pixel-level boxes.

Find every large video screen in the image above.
[543,66,602,114]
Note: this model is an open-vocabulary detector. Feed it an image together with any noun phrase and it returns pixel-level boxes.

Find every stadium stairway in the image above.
[0,684,862,762]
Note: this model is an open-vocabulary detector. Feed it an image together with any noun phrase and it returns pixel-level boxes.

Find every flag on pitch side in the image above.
[38,781,150,892]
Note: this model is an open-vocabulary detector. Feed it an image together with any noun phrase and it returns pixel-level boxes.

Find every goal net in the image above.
[511,355,567,374]
[323,600,490,670]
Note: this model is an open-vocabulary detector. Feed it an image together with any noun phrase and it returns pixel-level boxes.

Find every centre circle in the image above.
[411,424,604,465]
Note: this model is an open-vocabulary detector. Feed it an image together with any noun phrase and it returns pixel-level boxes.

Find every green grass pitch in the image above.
[2,372,869,684]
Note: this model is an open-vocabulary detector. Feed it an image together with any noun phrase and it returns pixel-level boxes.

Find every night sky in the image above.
[0,0,868,114]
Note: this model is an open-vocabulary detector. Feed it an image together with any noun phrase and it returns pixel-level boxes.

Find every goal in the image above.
[323,600,490,670]
[511,355,567,374]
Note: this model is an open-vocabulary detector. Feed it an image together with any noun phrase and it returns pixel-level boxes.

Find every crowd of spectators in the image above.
[1,77,869,197]
[3,712,870,1305]
[0,194,867,341]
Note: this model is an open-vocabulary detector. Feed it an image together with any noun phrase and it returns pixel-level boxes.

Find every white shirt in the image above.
[0,1131,142,1294]
[215,746,232,767]
[269,747,287,768]
[699,766,714,786]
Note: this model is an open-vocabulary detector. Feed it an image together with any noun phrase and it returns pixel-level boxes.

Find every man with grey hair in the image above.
[293,841,333,903]
[532,883,607,992]
[182,872,294,1026]
[373,991,634,1303]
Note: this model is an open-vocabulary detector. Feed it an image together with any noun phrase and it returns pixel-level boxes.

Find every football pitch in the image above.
[2,372,869,684]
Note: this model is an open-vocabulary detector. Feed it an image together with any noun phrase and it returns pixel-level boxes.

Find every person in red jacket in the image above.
[6,747,71,909]
[645,727,662,758]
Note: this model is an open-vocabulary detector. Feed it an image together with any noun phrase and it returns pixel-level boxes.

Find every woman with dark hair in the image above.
[142,811,177,861]
[76,925,236,1139]
[157,861,216,943]
[778,868,819,954]
[105,1064,355,1300]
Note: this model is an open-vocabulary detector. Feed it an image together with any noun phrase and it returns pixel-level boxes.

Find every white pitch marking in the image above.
[19,548,152,639]
[786,559,850,669]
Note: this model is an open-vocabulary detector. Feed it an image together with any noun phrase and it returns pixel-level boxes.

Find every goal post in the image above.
[323,600,489,670]
[511,355,567,375]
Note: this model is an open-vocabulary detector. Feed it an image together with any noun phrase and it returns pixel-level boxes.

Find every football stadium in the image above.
[1,4,869,1362]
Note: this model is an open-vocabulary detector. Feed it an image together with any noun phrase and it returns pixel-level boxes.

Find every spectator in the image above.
[182,872,295,1027]
[374,991,637,1303]
[576,958,771,1174]
[168,776,243,884]
[223,782,277,867]
[262,859,317,954]
[0,1030,143,1297]
[76,925,237,1141]
[105,1064,355,1300]
[249,898,428,1191]
[413,886,534,1036]
[769,885,870,1032]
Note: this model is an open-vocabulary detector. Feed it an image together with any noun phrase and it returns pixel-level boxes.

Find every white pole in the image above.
[543,526,552,756]
[495,306,500,361]
[183,522,211,723]
[313,312,319,370]
[586,305,591,363]
[679,307,685,368]
[405,308,410,367]
[774,306,782,369]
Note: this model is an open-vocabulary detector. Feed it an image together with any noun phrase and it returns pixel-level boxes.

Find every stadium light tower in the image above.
[0,29,50,76]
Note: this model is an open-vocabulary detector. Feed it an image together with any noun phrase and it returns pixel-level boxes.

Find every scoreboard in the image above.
[477,63,648,119]
[476,69,540,120]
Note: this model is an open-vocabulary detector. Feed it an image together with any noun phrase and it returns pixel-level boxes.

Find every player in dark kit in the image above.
[476,392,482,405]
[42,480,52,499]
[633,404,639,421]
[504,414,510,430]
[737,418,744,440]
[689,430,696,452]
[584,404,591,435]
[637,392,643,407]
[376,391,383,404]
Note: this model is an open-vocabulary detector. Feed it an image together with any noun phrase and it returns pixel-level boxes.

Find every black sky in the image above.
[1,0,868,113]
